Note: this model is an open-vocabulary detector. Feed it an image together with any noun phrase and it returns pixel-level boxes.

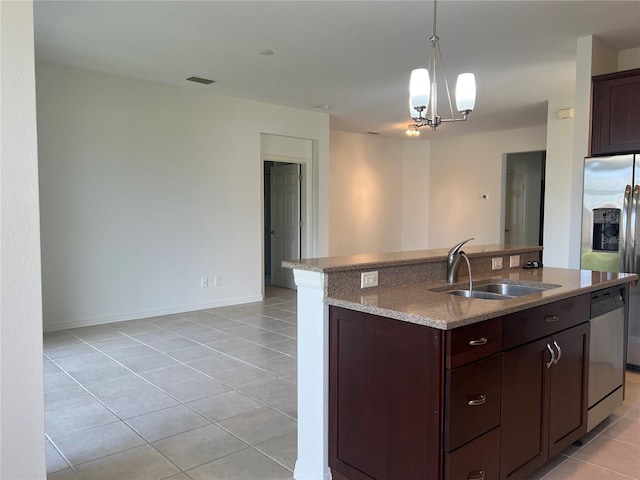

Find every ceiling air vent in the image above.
[186,76,215,85]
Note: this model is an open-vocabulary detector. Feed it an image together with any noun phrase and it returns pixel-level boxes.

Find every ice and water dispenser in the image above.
[592,208,620,252]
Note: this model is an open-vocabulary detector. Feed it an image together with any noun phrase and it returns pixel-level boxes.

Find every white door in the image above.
[505,171,526,245]
[271,164,301,289]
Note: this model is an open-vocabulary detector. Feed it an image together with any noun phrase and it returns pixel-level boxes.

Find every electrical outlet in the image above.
[510,255,520,268]
[361,271,379,288]
[491,257,503,270]
[213,276,221,286]
[201,277,209,288]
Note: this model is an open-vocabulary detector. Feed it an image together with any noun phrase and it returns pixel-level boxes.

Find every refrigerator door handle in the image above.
[621,185,632,272]
[631,185,640,286]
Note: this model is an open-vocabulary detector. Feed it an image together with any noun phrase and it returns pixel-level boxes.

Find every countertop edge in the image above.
[325,272,637,330]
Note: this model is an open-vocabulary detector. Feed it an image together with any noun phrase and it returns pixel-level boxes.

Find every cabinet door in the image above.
[592,69,640,155]
[500,338,550,480]
[548,323,589,458]
[328,307,444,480]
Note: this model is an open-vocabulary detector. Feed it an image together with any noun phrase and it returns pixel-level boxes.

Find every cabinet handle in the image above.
[545,315,560,322]
[469,337,488,346]
[467,394,486,406]
[553,341,562,364]
[546,343,555,368]
[468,470,485,480]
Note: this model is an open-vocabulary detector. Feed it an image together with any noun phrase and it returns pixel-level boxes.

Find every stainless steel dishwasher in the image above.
[588,285,626,431]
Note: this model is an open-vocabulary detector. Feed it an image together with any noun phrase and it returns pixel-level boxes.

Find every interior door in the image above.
[505,171,526,245]
[270,164,301,289]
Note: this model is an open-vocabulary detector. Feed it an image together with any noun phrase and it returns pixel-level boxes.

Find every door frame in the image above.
[261,153,313,295]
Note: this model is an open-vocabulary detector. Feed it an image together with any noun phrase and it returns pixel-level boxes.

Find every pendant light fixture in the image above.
[408,0,476,134]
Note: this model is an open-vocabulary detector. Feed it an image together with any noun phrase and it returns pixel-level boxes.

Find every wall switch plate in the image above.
[509,255,520,268]
[213,276,221,286]
[201,277,209,288]
[491,257,503,270]
[361,271,379,288]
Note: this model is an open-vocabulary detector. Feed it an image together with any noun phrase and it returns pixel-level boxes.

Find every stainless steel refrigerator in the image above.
[581,154,640,369]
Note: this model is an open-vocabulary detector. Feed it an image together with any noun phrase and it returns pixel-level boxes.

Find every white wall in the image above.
[0,1,46,477]
[544,94,577,267]
[329,131,404,256]
[619,47,640,70]
[401,139,431,250]
[36,62,329,331]
[428,126,547,249]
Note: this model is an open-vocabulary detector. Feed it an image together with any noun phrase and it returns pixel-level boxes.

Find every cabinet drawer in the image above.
[503,294,589,350]
[445,354,502,451]
[446,317,502,369]
[445,427,500,480]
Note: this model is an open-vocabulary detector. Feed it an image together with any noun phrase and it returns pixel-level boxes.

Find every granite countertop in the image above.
[282,244,542,273]
[326,267,638,330]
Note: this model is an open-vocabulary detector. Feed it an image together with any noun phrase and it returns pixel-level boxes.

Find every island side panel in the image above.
[329,306,444,480]
[293,269,332,480]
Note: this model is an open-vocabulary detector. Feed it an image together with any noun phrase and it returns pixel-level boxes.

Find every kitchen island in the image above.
[283,245,637,480]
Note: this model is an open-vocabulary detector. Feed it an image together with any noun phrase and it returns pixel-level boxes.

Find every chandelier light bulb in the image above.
[455,73,476,113]
[410,68,430,112]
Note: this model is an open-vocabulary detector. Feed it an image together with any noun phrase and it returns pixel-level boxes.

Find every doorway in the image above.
[263,160,305,290]
[503,151,546,249]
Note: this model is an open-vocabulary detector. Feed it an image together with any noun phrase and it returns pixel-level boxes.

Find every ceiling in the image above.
[34,1,640,139]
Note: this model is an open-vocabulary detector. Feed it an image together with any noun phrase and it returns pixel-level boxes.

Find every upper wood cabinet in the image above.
[591,68,640,156]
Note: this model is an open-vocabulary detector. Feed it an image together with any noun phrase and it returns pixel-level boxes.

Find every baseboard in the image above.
[43,295,264,332]
[293,460,332,480]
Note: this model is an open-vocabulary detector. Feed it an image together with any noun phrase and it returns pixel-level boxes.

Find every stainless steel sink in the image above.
[441,281,559,300]
[447,289,511,300]
[473,283,548,297]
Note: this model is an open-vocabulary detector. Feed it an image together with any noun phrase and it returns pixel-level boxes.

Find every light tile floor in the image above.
[44,286,640,480]
[45,286,297,480]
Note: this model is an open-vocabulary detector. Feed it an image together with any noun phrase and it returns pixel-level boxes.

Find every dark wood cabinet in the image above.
[329,292,591,480]
[591,68,640,155]
[500,296,589,480]
[329,307,443,480]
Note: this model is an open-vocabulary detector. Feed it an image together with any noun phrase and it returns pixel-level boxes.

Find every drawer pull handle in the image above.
[545,315,560,322]
[553,341,562,364]
[467,394,486,406]
[468,470,485,480]
[469,337,488,346]
[546,343,555,368]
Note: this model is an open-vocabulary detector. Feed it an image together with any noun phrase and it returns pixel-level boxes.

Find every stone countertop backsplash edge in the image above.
[325,267,638,330]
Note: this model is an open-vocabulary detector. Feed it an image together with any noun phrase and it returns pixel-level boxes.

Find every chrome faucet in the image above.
[447,237,474,283]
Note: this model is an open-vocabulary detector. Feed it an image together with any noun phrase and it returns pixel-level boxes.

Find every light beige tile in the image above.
[541,458,633,479]
[166,345,219,362]
[44,372,78,393]
[125,404,210,442]
[217,407,297,445]
[46,439,70,473]
[73,444,180,480]
[187,390,263,422]
[153,424,248,470]
[238,377,297,407]
[187,354,245,375]
[160,375,231,403]
[47,467,80,480]
[138,364,203,387]
[99,389,179,419]
[45,386,98,413]
[573,436,640,478]
[255,431,297,471]
[524,453,568,479]
[45,400,119,436]
[602,417,640,446]
[209,364,277,388]
[116,352,179,373]
[186,448,292,480]
[49,421,145,466]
